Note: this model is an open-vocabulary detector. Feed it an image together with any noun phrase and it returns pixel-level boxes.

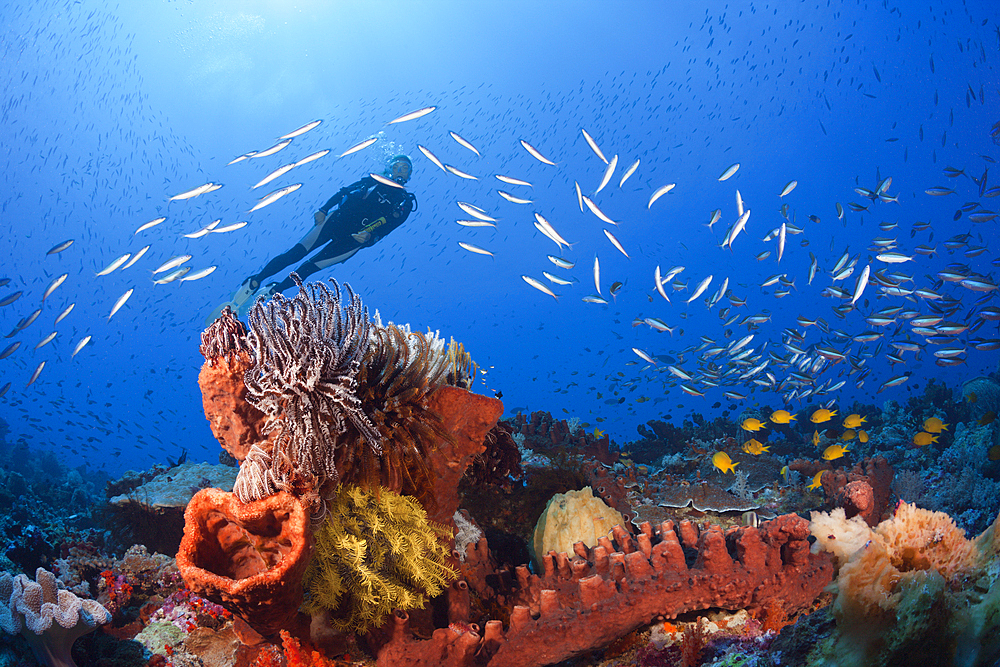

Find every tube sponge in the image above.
[0,567,111,667]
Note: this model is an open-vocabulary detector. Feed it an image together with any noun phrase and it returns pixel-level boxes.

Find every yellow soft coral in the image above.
[301,485,456,634]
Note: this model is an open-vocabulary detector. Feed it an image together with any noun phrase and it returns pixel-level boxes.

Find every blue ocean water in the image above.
[0,0,997,482]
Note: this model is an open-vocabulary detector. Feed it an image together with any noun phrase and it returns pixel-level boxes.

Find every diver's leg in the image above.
[270,243,360,292]
[247,243,309,289]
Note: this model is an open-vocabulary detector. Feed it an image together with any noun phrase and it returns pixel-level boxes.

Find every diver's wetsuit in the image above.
[250,176,416,292]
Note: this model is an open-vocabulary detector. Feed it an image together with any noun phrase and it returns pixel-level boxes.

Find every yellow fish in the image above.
[741,417,767,432]
[812,430,821,447]
[842,413,867,428]
[913,431,938,447]
[741,439,770,456]
[807,470,825,491]
[858,430,869,443]
[923,417,949,434]
[780,465,790,482]
[593,428,605,439]
[811,408,838,424]
[770,409,796,424]
[822,444,849,461]
[712,451,739,474]
[841,429,857,442]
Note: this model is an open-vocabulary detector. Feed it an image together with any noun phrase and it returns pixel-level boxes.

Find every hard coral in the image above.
[301,485,456,634]
[176,488,311,639]
[0,567,111,667]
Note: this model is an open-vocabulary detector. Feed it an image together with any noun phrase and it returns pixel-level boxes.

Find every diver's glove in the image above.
[314,210,326,225]
[351,230,371,244]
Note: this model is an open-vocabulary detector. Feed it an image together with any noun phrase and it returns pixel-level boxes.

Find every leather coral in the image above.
[0,567,111,667]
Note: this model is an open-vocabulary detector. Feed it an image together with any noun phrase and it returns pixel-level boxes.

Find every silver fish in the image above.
[291,149,330,168]
[280,119,322,140]
[533,213,572,250]
[654,266,671,302]
[211,221,248,234]
[180,266,217,282]
[719,163,740,181]
[449,131,480,156]
[0,291,22,307]
[619,159,640,188]
[547,255,574,270]
[497,191,531,204]
[135,217,166,235]
[520,140,556,166]
[46,239,74,255]
[632,348,657,365]
[387,106,436,124]
[71,335,91,358]
[495,174,532,187]
[582,196,618,225]
[647,183,676,209]
[369,173,404,189]
[458,242,493,257]
[340,137,378,158]
[595,154,618,194]
[779,180,798,197]
[593,256,601,295]
[603,229,629,259]
[153,267,191,284]
[54,303,74,325]
[0,341,21,359]
[444,164,478,180]
[251,139,292,158]
[455,220,496,228]
[26,361,45,387]
[418,145,447,172]
[543,271,574,286]
[522,275,558,299]
[687,275,714,303]
[581,129,608,164]
[34,331,57,350]
[42,273,68,301]
[250,183,302,211]
[152,255,192,275]
[121,245,150,270]
[97,254,132,276]
[252,163,295,190]
[457,202,497,222]
[168,183,217,202]
[108,288,134,319]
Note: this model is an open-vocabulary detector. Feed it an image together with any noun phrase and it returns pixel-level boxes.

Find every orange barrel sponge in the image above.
[176,488,311,638]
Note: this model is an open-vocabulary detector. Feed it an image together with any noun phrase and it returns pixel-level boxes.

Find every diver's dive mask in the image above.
[387,155,412,185]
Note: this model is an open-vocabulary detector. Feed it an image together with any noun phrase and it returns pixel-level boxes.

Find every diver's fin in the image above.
[205,279,257,326]
[205,300,236,326]
[236,283,277,320]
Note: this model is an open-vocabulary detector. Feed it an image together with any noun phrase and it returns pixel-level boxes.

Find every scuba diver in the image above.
[210,154,416,321]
